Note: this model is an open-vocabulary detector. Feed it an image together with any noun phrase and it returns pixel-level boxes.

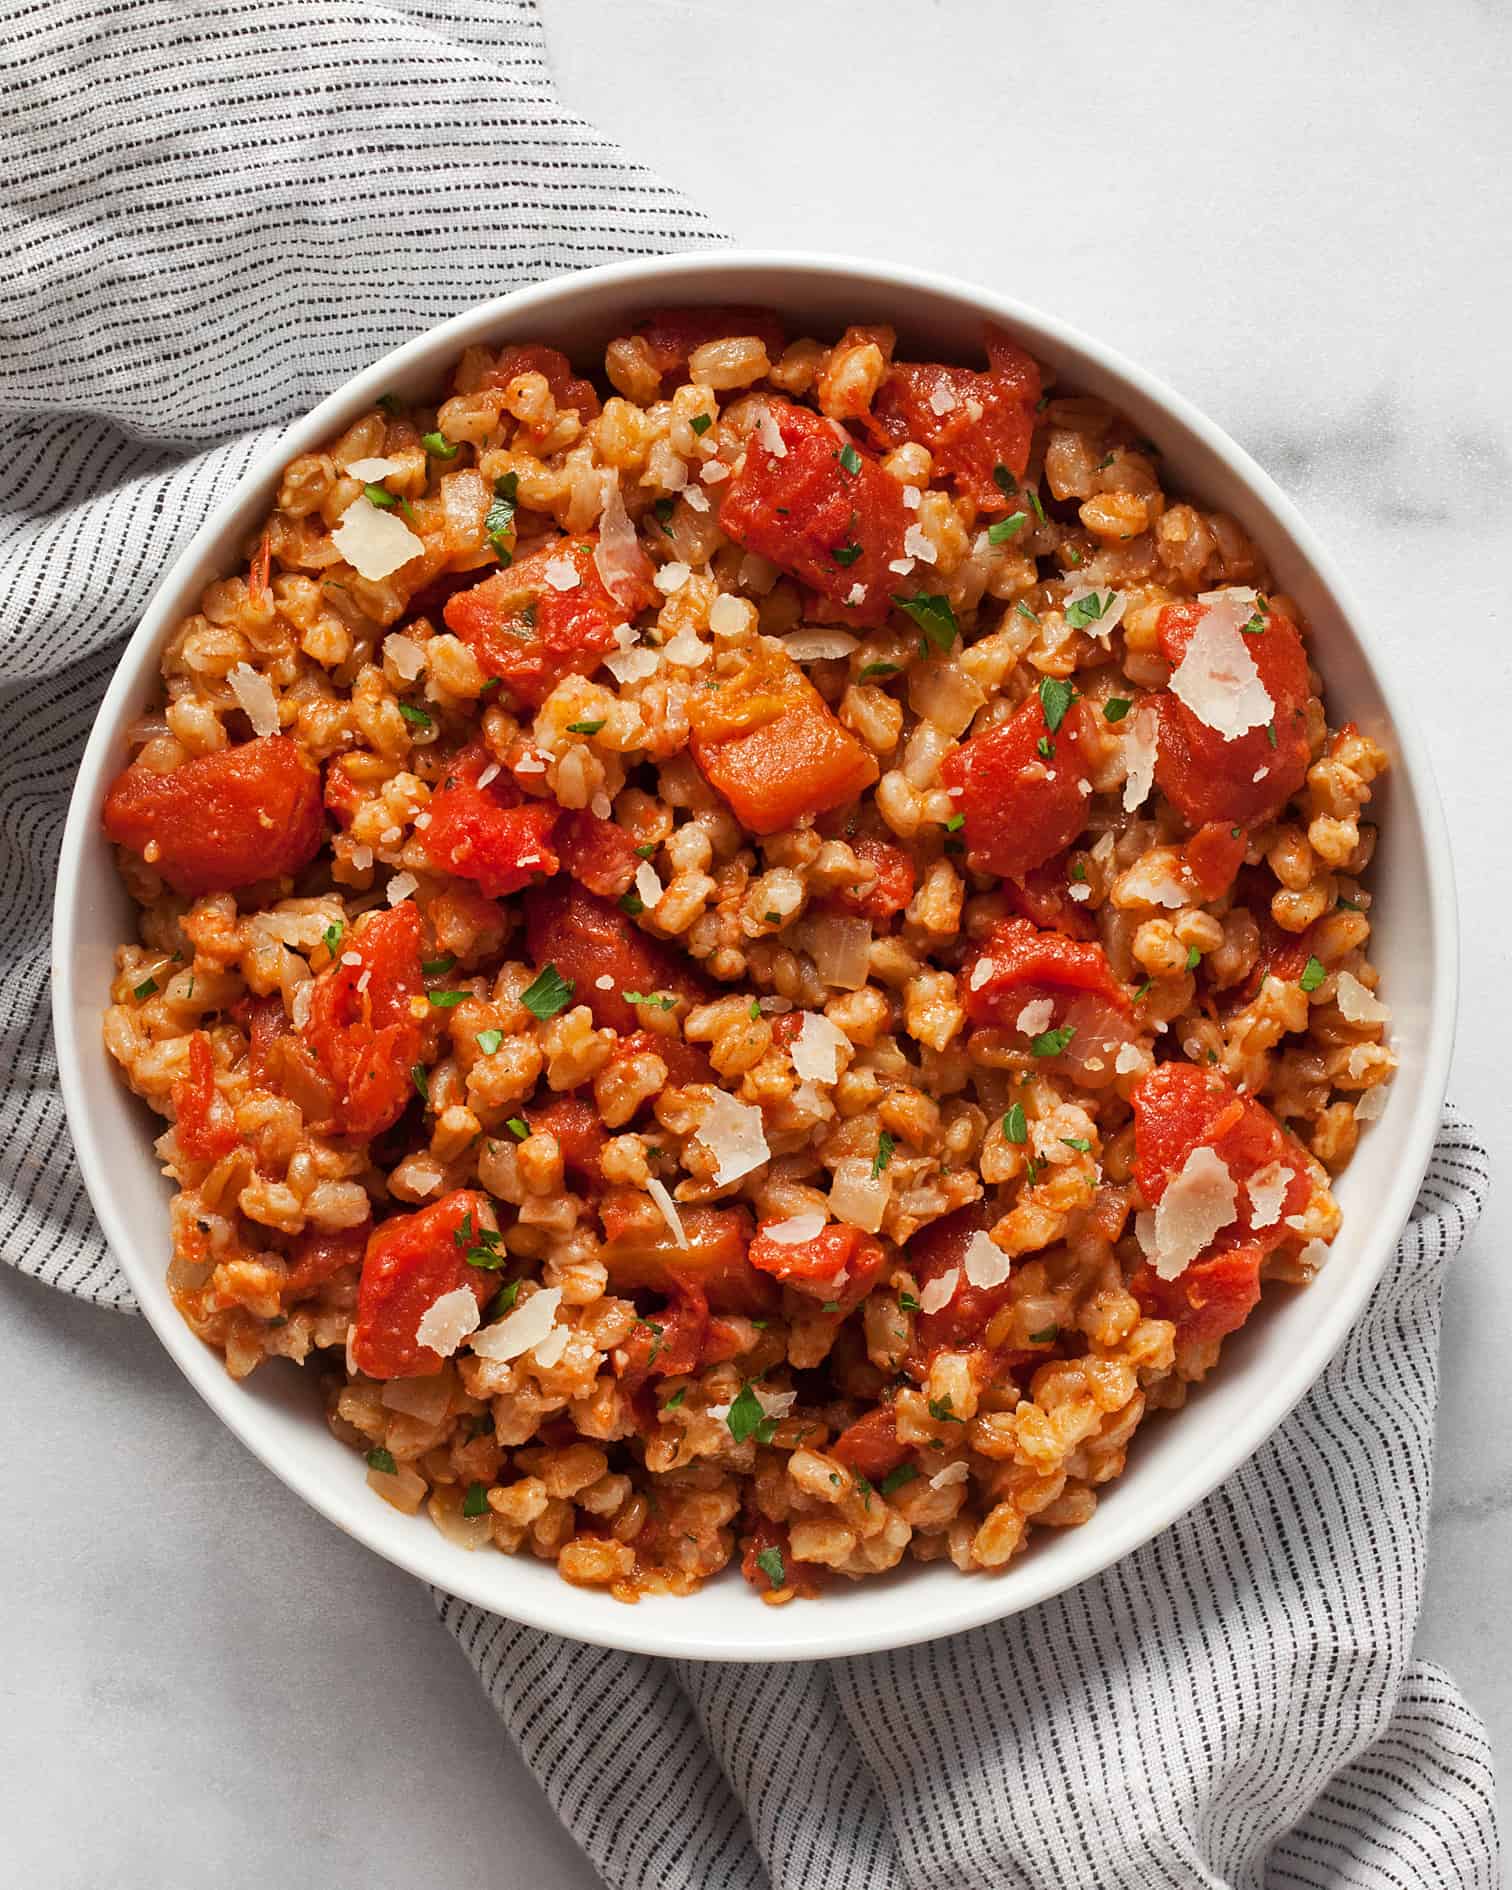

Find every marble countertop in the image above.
[7,3,1508,1882]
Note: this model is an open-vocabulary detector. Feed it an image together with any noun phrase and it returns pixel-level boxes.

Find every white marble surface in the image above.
[7,3,1510,1883]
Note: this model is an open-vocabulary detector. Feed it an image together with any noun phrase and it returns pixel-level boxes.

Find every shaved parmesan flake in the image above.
[684,486,711,513]
[543,557,581,592]
[383,632,426,681]
[1134,1210,1158,1260]
[1016,997,1055,1038]
[764,1212,826,1246]
[696,1089,770,1186]
[1169,594,1274,739]
[755,406,788,459]
[471,1287,562,1362]
[1297,1237,1332,1270]
[635,861,664,909]
[593,471,645,608]
[755,1386,797,1420]
[340,950,362,967]
[532,1324,570,1369]
[1118,854,1188,908]
[1063,583,1127,643]
[1152,1146,1238,1279]
[792,1011,848,1085]
[386,871,418,905]
[663,628,709,667]
[378,825,401,847]
[1068,883,1091,902]
[969,957,996,993]
[227,663,280,738]
[291,981,314,1031]
[605,645,660,685]
[1335,970,1389,1025]
[928,384,958,415]
[1121,702,1159,812]
[655,561,691,595]
[930,1460,970,1489]
[332,495,424,581]
[962,1230,1011,1289]
[1114,1042,1146,1076]
[1252,767,1269,783]
[919,1267,959,1314]
[902,485,921,510]
[709,594,748,637]
[1245,1161,1295,1231]
[1353,1084,1389,1122]
[646,1177,689,1250]
[844,583,867,607]
[829,1156,886,1232]
[888,557,916,576]
[415,1287,480,1358]
[903,524,937,564]
[514,751,546,774]
[783,629,858,661]
[1345,1045,1378,1081]
[699,459,731,485]
[1198,585,1259,606]
[346,455,406,481]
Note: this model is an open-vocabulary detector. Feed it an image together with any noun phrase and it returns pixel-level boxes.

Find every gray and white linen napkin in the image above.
[1,5,1499,1885]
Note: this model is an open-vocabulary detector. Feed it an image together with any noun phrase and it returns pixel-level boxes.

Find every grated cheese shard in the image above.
[605,645,660,685]
[346,455,407,481]
[791,1011,848,1085]
[962,1230,1011,1289]
[695,1089,770,1186]
[918,1266,959,1314]
[646,1177,689,1250]
[755,406,788,459]
[470,1286,562,1362]
[415,1286,481,1359]
[532,1324,570,1369]
[383,632,426,681]
[655,561,692,595]
[1151,1146,1238,1280]
[634,860,664,910]
[386,871,418,906]
[227,663,280,738]
[903,523,937,565]
[1168,593,1274,740]
[331,494,424,581]
[1334,970,1390,1025]
[542,556,581,592]
[929,1460,969,1489]
[1016,997,1055,1038]
[763,1212,827,1246]
[783,629,858,661]
[1245,1160,1295,1231]
[1121,702,1159,813]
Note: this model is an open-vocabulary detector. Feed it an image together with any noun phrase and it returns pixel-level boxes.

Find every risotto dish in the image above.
[100,308,1394,1603]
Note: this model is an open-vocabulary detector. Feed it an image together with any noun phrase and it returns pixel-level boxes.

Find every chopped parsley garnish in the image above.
[398,701,432,729]
[1065,589,1114,631]
[506,1116,529,1139]
[366,1447,397,1475]
[927,1395,963,1424]
[1240,611,1266,635]
[1025,1155,1041,1183]
[764,910,781,925]
[634,842,658,858]
[427,988,468,1008]
[475,1028,504,1055]
[1132,979,1152,1002]
[410,1063,428,1104]
[859,661,900,681]
[831,541,863,567]
[1028,1324,1059,1344]
[1003,1103,1028,1144]
[749,999,761,1021]
[624,991,676,1010]
[1300,955,1327,993]
[987,511,1028,545]
[725,1382,778,1446]
[892,591,958,655]
[1016,600,1040,624]
[421,430,457,459]
[1065,545,1083,567]
[567,718,606,735]
[375,394,402,416]
[993,464,1017,498]
[1336,896,1362,912]
[462,1482,488,1518]
[898,1291,920,1313]
[1061,1136,1092,1153]
[1030,1024,1076,1057]
[422,953,456,976]
[398,498,419,526]
[1027,486,1047,524]
[838,442,863,476]
[323,920,344,954]
[1097,452,1116,470]
[485,472,518,560]
[664,1387,686,1409]
[821,1301,840,1313]
[755,1544,786,1588]
[363,482,396,510]
[652,497,675,533]
[132,977,157,999]
[489,1279,520,1319]
[619,892,644,916]
[690,413,712,436]
[1103,698,1133,724]
[1037,735,1055,759]
[1070,861,1087,882]
[1038,675,1075,733]
[1265,722,1278,748]
[872,1131,897,1179]
[521,963,574,1019]
[1185,944,1201,971]
[881,1464,918,1497]
[944,812,965,832]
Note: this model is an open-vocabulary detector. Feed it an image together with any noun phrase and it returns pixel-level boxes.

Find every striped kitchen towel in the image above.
[1,4,1499,1886]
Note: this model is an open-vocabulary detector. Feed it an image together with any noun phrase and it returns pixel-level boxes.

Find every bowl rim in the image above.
[51,248,1458,1661]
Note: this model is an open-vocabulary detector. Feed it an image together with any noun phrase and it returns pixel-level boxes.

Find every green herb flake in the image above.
[1037,735,1055,760]
[1336,896,1363,912]
[375,394,403,416]
[485,471,519,559]
[1185,944,1202,971]
[366,1447,397,1475]
[1266,722,1278,749]
[1030,1024,1076,1057]
[859,661,900,681]
[1028,1324,1059,1344]
[132,977,157,1000]
[1038,675,1076,733]
[410,1063,429,1104]
[755,1544,786,1589]
[1065,589,1114,631]
[898,1291,920,1313]
[1027,486,1047,524]
[927,1395,963,1425]
[619,892,644,917]
[652,497,675,533]
[427,988,469,1009]
[462,1482,488,1518]
[1070,861,1087,882]
[624,991,677,1011]
[1061,1136,1092,1153]
[664,1387,686,1410]
[363,481,396,510]
[1025,1155,1041,1184]
[764,910,781,926]
[422,953,457,976]
[993,465,1018,498]
[322,920,344,954]
[749,999,762,1021]
[1240,611,1266,636]
[1300,955,1327,994]
[567,718,606,736]
[725,1382,772,1446]
[489,1279,521,1319]
[881,1464,918,1497]
[685,411,713,438]
[506,1116,529,1139]
[821,1301,840,1313]
[421,430,458,459]
[1065,545,1083,567]
[872,1131,897,1179]
[1097,453,1116,471]
[398,701,432,729]
[831,541,863,567]
[1003,1103,1028,1144]
[1133,979,1152,1003]
[398,497,419,526]
[838,442,863,476]
[892,591,958,656]
[521,963,574,1019]
[1015,600,1040,624]
[988,511,1028,545]
[475,1028,504,1056]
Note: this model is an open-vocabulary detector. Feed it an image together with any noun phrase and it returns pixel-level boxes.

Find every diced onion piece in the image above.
[1168,594,1274,740]
[806,914,873,991]
[646,1177,689,1250]
[367,1457,427,1513]
[828,1157,886,1234]
[1121,702,1159,813]
[346,455,406,481]
[471,1287,562,1362]
[592,471,644,608]
[1353,1084,1389,1122]
[918,1267,959,1314]
[1151,1147,1238,1280]
[1016,997,1055,1038]
[791,1011,848,1085]
[332,495,424,581]
[929,1460,970,1489]
[381,1373,453,1424]
[1335,970,1389,1025]
[764,1211,827,1246]
[908,659,986,738]
[1245,1161,1295,1231]
[782,629,858,661]
[696,1090,770,1186]
[227,663,280,738]
[428,1487,494,1549]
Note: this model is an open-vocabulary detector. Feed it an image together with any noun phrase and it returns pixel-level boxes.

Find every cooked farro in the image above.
[101,307,1393,1602]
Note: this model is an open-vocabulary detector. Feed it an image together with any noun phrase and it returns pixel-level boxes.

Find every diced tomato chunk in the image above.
[633,305,786,381]
[867,327,1041,507]
[524,1096,608,1191]
[481,343,601,421]
[597,1190,771,1316]
[524,882,709,1034]
[906,1205,1019,1374]
[611,1027,714,1090]
[740,1512,820,1596]
[1154,600,1311,828]
[171,1031,239,1162]
[748,1222,886,1304]
[352,1189,496,1378]
[824,835,915,926]
[1002,855,1099,941]
[322,755,365,830]
[941,694,1096,881]
[443,534,655,709]
[1134,1245,1265,1349]
[423,743,560,897]
[282,1223,368,1305]
[103,735,323,895]
[554,808,639,899]
[1183,820,1249,901]
[302,901,425,1137]
[618,1283,708,1384]
[688,638,879,835]
[717,398,906,626]
[830,1406,909,1482]
[961,916,1129,1027]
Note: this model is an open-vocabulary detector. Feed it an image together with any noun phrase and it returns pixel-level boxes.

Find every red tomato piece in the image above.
[830,1406,909,1482]
[1133,1245,1265,1350]
[611,1027,715,1090]
[687,637,879,835]
[524,1096,608,1192]
[940,694,1096,882]
[443,534,656,709]
[1001,854,1098,941]
[1183,820,1249,901]
[961,916,1129,1028]
[633,305,786,381]
[524,882,709,1034]
[171,1031,239,1162]
[322,755,365,831]
[597,1191,772,1317]
[282,1223,368,1305]
[906,1205,1012,1373]
[824,835,915,926]
[103,735,324,896]
[740,1512,821,1596]
[1154,601,1311,828]
[867,327,1041,507]
[717,398,907,627]
[302,902,425,1137]
[423,744,560,898]
[748,1222,886,1305]
[351,1189,497,1379]
[482,343,602,421]
[554,808,639,899]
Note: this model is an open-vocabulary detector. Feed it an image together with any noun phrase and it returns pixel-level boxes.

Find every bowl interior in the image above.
[52,253,1455,1661]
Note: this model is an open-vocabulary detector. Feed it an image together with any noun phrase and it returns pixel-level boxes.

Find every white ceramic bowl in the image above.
[52,252,1456,1661]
